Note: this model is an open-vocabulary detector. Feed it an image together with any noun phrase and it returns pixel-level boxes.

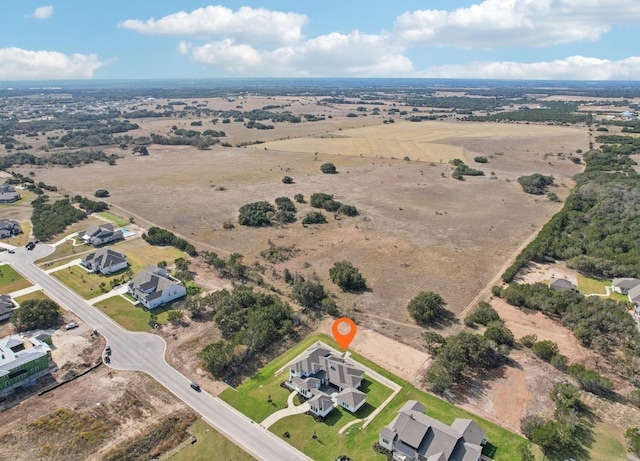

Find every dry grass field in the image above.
[27,109,588,348]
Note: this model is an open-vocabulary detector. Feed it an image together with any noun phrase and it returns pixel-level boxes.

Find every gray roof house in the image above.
[0,219,22,239]
[549,277,577,292]
[78,223,123,247]
[81,248,128,275]
[287,343,366,417]
[0,295,15,322]
[612,278,640,295]
[127,265,187,310]
[0,183,20,203]
[379,400,487,461]
[629,284,640,307]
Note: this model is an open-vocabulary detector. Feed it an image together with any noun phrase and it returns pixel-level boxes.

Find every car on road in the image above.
[190,382,201,391]
[7,249,14,254]
[105,345,111,355]
[25,242,35,251]
[65,322,79,330]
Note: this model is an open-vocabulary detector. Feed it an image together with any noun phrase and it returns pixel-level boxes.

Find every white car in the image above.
[65,322,79,330]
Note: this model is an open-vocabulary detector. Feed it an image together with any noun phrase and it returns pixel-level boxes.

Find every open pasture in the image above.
[27,115,588,347]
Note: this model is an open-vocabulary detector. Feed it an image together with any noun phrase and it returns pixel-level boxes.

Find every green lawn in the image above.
[577,275,629,302]
[113,238,187,275]
[221,333,526,461]
[0,264,32,294]
[587,421,626,460]
[52,266,129,300]
[97,295,176,331]
[96,211,129,227]
[15,290,52,304]
[164,419,256,461]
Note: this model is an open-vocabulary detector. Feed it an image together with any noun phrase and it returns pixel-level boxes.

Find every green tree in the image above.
[550,383,581,410]
[132,145,149,156]
[302,211,327,225]
[167,310,184,326]
[12,299,61,331]
[423,331,446,354]
[282,176,293,184]
[627,427,640,455]
[407,291,447,326]
[329,261,367,292]
[94,189,109,198]
[484,323,515,346]
[294,193,305,203]
[464,301,499,327]
[238,201,276,227]
[199,341,236,378]
[291,280,327,310]
[532,340,559,362]
[629,389,640,408]
[516,443,535,461]
[320,162,337,174]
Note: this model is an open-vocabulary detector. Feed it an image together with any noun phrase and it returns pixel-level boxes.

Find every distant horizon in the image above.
[2,2,640,81]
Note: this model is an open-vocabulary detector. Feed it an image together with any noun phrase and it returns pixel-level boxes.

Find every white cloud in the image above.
[120,5,307,46]
[395,0,640,48]
[0,47,106,80]
[420,56,640,80]
[31,5,54,19]
[183,31,412,77]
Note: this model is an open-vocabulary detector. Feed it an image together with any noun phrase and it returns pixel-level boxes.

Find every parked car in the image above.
[105,345,111,355]
[190,382,201,391]
[7,249,14,254]
[25,242,35,251]
[65,322,79,330]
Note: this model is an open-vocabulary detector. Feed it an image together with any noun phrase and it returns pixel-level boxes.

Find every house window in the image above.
[382,438,389,444]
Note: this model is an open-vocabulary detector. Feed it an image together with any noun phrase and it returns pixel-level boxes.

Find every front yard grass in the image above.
[577,275,629,302]
[0,264,32,294]
[51,266,129,300]
[165,419,256,461]
[15,290,52,304]
[221,333,526,461]
[97,295,176,332]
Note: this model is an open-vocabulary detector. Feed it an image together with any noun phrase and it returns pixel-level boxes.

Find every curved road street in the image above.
[1,244,310,461]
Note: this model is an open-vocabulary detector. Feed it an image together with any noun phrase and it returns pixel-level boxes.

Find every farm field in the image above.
[28,116,588,348]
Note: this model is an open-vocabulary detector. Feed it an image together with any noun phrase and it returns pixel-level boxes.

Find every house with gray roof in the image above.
[78,223,123,247]
[0,295,15,322]
[612,278,640,295]
[127,265,186,310]
[286,343,366,417]
[307,391,334,418]
[379,400,486,461]
[549,277,577,292]
[81,248,128,275]
[0,333,53,396]
[0,218,21,239]
[629,284,640,307]
[0,183,20,203]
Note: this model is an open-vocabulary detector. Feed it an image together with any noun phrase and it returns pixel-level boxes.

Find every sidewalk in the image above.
[44,258,81,274]
[87,285,129,305]
[260,390,310,429]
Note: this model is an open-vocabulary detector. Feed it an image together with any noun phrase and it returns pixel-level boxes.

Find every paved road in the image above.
[1,244,310,461]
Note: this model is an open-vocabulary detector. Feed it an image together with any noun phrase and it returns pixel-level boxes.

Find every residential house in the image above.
[549,277,577,292]
[611,278,640,295]
[379,400,487,461]
[0,332,53,396]
[286,343,366,417]
[0,219,22,239]
[78,223,123,247]
[127,265,186,310]
[0,295,15,322]
[629,284,640,308]
[80,248,128,275]
[0,183,20,203]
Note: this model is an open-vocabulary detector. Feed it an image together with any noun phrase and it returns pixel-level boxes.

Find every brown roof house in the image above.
[286,343,366,417]
[80,248,128,275]
[127,265,186,310]
[379,400,487,461]
[78,223,123,247]
[0,219,22,239]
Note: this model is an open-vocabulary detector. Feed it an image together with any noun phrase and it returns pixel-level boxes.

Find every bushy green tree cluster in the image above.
[198,286,295,378]
[31,197,86,241]
[464,301,500,327]
[238,201,276,227]
[301,211,327,225]
[201,251,248,280]
[517,173,554,195]
[12,299,61,331]
[450,159,485,180]
[309,192,359,216]
[74,195,109,213]
[407,291,448,326]
[142,226,197,256]
[329,261,367,292]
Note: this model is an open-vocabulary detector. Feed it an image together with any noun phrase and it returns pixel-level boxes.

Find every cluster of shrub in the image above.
[200,251,250,282]
[197,285,296,378]
[31,196,86,241]
[503,135,640,283]
[238,197,297,227]
[142,226,197,256]
[449,158,484,180]
[467,101,591,124]
[309,192,358,216]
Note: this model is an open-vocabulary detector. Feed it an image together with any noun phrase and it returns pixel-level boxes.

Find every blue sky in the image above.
[1,1,640,80]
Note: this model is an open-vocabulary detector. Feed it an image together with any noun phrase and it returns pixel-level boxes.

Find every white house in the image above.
[80,248,128,275]
[307,392,334,418]
[78,223,123,247]
[611,278,640,295]
[379,400,487,461]
[336,387,367,413]
[127,265,186,310]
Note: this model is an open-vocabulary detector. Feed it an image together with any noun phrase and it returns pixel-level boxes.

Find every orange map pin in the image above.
[332,317,357,350]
